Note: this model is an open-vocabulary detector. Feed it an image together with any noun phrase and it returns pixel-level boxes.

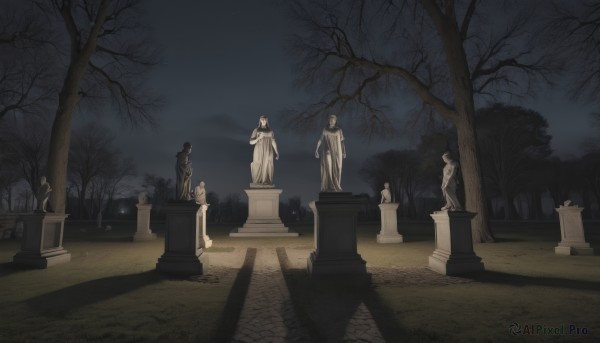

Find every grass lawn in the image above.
[0,219,598,342]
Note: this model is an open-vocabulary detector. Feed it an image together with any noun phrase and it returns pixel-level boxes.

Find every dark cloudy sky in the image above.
[78,0,596,204]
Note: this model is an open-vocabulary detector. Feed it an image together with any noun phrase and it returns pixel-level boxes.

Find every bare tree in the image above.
[27,0,161,214]
[0,115,50,210]
[0,1,57,121]
[0,137,21,211]
[577,151,600,219]
[288,0,558,242]
[68,122,116,219]
[142,173,174,218]
[89,154,136,219]
[548,0,600,103]
[476,103,552,220]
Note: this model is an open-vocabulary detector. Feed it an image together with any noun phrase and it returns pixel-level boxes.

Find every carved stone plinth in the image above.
[428,211,484,275]
[197,204,212,248]
[156,202,208,275]
[230,188,298,237]
[132,204,156,241]
[307,192,367,276]
[555,205,593,255]
[13,212,71,268]
[377,203,403,243]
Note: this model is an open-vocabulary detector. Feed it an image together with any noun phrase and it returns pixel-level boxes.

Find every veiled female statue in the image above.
[175,142,193,201]
[249,115,279,186]
[315,114,346,192]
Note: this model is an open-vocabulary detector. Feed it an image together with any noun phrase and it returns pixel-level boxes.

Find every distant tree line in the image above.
[1,120,136,219]
[359,103,600,221]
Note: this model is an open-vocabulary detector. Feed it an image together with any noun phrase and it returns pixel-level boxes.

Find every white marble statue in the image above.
[36,176,52,212]
[138,191,148,204]
[175,142,193,201]
[249,115,279,186]
[194,181,207,205]
[315,114,346,192]
[381,182,392,203]
[441,152,463,211]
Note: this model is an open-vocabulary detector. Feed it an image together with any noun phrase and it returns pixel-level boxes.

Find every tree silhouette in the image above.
[476,103,552,220]
[24,0,162,214]
[287,0,557,241]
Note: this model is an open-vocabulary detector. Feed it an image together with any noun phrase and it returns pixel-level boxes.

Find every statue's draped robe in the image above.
[176,151,192,200]
[319,127,344,192]
[442,161,462,210]
[250,128,276,185]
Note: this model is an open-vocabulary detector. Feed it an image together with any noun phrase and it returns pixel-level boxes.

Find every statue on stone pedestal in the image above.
[441,152,463,211]
[381,182,392,203]
[36,176,52,212]
[175,142,193,201]
[138,191,148,205]
[195,181,207,205]
[315,114,346,192]
[249,115,279,186]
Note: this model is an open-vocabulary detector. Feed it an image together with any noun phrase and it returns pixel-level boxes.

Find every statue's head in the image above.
[199,181,205,187]
[328,114,337,127]
[384,182,389,188]
[183,142,192,152]
[442,151,451,162]
[40,176,46,184]
[258,115,269,128]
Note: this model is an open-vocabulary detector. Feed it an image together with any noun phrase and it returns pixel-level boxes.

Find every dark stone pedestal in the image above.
[428,211,484,275]
[156,202,208,275]
[307,192,366,276]
[13,212,71,268]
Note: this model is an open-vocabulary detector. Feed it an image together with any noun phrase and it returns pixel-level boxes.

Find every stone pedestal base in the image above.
[555,244,594,255]
[13,212,71,268]
[377,203,403,243]
[156,202,208,275]
[230,188,298,237]
[132,204,157,242]
[307,193,367,276]
[428,211,484,275]
[197,204,212,248]
[555,205,594,255]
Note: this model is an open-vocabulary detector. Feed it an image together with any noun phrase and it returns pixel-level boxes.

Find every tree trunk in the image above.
[529,190,543,220]
[47,80,81,214]
[501,191,520,220]
[46,1,110,214]
[455,120,494,242]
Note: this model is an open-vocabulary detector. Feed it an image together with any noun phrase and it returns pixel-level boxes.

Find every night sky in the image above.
[77,0,597,204]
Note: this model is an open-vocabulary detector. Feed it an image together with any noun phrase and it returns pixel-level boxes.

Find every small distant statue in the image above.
[441,152,463,211]
[138,191,148,205]
[175,142,193,201]
[315,114,346,192]
[250,115,279,187]
[381,182,392,203]
[194,181,207,205]
[36,176,52,212]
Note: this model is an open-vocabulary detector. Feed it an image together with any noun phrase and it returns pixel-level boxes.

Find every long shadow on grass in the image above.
[277,247,408,342]
[468,270,600,291]
[24,270,164,317]
[212,247,256,342]
[0,262,30,278]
